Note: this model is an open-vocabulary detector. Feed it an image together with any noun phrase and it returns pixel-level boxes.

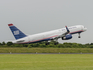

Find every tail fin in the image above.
[8,24,27,39]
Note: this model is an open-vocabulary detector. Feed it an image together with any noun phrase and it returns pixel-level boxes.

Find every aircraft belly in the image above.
[29,32,59,43]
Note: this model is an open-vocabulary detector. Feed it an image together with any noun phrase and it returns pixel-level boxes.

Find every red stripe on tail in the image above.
[8,24,13,26]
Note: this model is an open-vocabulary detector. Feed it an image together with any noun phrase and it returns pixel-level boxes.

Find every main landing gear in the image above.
[54,42,59,45]
[45,42,50,45]
[54,38,59,45]
[45,39,59,45]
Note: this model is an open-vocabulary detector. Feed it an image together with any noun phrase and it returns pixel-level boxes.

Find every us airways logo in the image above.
[13,30,19,35]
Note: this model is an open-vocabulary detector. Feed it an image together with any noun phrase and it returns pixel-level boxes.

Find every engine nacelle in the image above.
[62,34,72,40]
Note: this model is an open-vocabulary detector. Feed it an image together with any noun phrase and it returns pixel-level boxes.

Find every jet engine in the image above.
[62,34,72,40]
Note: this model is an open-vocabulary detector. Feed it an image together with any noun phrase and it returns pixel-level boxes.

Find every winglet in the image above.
[65,26,70,33]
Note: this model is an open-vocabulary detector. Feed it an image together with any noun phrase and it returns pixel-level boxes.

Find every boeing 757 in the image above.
[8,24,87,44]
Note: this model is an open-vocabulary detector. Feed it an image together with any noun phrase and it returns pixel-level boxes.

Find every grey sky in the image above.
[0,0,92,44]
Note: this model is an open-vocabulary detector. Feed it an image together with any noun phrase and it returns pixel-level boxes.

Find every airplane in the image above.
[8,24,87,44]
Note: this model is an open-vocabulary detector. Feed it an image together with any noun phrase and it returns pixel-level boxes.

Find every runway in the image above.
[0,53,93,54]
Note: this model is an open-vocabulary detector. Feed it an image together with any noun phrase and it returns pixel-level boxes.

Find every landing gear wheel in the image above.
[78,33,81,38]
[54,42,59,45]
[78,36,81,38]
[45,42,50,45]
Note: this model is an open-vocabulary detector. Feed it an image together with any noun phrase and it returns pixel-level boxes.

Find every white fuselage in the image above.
[12,25,87,44]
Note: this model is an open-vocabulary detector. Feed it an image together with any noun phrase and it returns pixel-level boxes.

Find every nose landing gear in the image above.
[78,33,81,38]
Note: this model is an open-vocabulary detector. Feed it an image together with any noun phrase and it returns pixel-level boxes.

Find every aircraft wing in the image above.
[59,26,70,38]
[51,26,70,40]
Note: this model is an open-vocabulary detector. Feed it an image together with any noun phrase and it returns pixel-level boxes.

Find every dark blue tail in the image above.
[8,24,27,40]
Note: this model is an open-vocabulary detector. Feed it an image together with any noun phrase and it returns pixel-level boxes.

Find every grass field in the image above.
[0,54,93,70]
[0,48,93,53]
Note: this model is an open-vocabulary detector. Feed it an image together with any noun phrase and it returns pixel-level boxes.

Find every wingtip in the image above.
[8,23,13,26]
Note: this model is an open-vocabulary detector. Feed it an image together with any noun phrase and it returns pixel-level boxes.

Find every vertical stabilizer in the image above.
[8,24,27,39]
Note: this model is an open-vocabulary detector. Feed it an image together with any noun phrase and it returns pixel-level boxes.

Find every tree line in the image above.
[0,41,93,48]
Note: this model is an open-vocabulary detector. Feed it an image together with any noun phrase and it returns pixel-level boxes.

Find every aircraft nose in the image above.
[83,28,87,31]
